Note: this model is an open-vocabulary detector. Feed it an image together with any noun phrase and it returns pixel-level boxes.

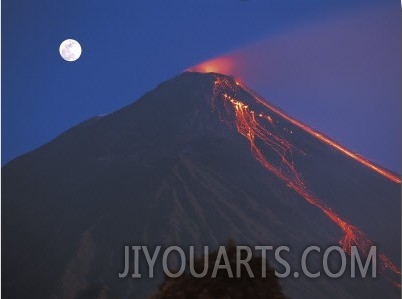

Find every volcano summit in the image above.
[2,72,400,299]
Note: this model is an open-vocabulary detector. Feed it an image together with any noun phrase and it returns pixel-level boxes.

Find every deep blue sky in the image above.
[2,0,400,173]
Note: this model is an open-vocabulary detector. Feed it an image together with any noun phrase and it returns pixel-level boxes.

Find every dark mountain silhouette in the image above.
[2,72,400,299]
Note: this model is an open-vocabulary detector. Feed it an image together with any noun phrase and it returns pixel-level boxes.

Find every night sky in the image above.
[2,0,400,173]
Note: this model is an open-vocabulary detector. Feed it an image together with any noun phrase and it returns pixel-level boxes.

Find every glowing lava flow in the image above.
[210,75,401,281]
[242,86,401,184]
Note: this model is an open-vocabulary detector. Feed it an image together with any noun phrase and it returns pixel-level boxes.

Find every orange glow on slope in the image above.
[210,75,400,282]
[214,74,401,184]
[241,86,401,184]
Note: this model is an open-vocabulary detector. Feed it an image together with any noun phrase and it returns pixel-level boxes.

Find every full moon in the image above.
[59,39,82,62]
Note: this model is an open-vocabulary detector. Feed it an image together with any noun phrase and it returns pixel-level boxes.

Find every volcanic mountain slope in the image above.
[2,72,400,299]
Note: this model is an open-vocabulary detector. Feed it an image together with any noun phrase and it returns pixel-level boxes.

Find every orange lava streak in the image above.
[242,86,401,184]
[211,75,401,282]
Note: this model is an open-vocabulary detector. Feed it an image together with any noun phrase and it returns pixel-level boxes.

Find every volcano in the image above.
[2,72,400,299]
